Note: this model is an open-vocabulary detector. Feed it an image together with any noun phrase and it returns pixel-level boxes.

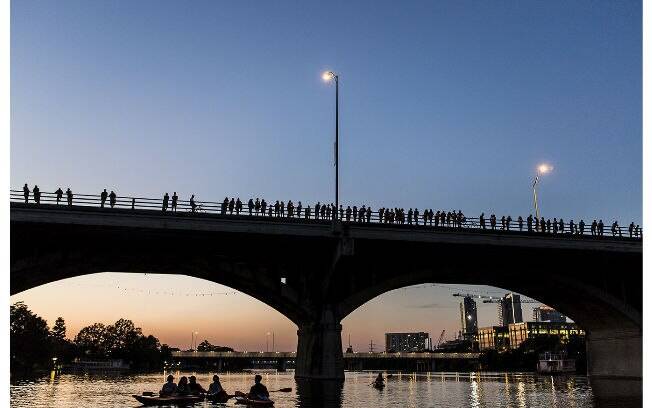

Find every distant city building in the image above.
[476,326,510,351]
[508,322,585,349]
[385,332,430,352]
[533,306,567,323]
[498,293,523,327]
[460,297,478,339]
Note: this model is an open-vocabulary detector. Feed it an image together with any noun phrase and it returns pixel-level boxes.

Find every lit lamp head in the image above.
[537,164,553,175]
[322,71,336,82]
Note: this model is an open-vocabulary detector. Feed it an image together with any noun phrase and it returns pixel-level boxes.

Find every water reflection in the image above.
[9,371,637,408]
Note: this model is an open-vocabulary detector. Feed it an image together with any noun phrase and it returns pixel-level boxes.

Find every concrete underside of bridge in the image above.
[10,205,642,399]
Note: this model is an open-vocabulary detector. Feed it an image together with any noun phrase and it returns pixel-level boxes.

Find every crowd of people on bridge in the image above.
[17,184,642,239]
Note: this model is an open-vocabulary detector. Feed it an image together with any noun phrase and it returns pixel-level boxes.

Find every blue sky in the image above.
[10,0,641,349]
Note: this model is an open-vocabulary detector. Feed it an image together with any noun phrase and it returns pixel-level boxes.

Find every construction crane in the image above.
[481,298,538,304]
[436,330,446,348]
[452,292,538,303]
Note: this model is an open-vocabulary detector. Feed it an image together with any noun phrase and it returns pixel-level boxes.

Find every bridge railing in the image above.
[10,189,642,240]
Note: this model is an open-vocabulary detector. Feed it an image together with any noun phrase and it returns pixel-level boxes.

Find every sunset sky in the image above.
[10,0,640,351]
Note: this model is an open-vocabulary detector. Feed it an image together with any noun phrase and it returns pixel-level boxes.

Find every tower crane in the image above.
[436,330,446,348]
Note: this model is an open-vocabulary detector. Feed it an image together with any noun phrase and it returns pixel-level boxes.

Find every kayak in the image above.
[234,396,275,406]
[206,392,232,403]
[132,394,203,406]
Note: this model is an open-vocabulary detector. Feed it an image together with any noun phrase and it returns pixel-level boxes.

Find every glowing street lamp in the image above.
[533,163,553,221]
[322,70,340,219]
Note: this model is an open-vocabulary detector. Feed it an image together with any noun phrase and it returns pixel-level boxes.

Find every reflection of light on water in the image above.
[517,380,527,408]
[469,379,480,408]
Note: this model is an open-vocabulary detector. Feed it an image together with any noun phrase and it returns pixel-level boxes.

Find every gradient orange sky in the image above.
[10,273,542,352]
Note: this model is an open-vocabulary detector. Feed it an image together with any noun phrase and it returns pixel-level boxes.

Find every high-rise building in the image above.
[385,332,429,352]
[476,326,510,351]
[508,322,585,349]
[533,306,567,323]
[460,297,478,339]
[498,293,523,326]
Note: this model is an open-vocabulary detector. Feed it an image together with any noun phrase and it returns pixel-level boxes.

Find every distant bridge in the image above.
[11,190,642,400]
[171,351,481,372]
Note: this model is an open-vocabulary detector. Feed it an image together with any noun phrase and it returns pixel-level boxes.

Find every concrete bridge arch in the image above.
[11,204,641,400]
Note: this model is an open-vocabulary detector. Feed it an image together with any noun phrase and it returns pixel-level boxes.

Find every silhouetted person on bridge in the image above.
[559,218,564,234]
[221,197,228,214]
[33,185,40,204]
[518,216,523,231]
[326,203,331,220]
[590,220,597,235]
[23,184,29,203]
[229,198,235,214]
[261,199,267,216]
[407,209,413,225]
[339,205,344,221]
[527,215,533,232]
[479,213,486,229]
[274,201,280,217]
[500,216,506,230]
[255,198,261,215]
[305,205,311,219]
[552,218,558,234]
[320,204,326,219]
[163,193,169,211]
[315,202,320,220]
[190,195,197,212]
[629,222,635,237]
[546,219,551,233]
[345,206,352,222]
[414,208,420,225]
[597,219,604,236]
[490,214,496,230]
[569,220,575,235]
[540,217,546,233]
[172,192,178,212]
[280,200,285,217]
[109,191,116,208]
[366,207,372,223]
[236,198,243,215]
[66,188,73,206]
[506,215,512,231]
[611,221,621,237]
[288,200,294,217]
[101,189,108,208]
[248,199,254,215]
[579,220,586,235]
[55,187,63,205]
[297,201,302,218]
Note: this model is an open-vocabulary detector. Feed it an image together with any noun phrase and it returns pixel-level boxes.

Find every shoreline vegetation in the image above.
[10,302,585,376]
[10,302,232,375]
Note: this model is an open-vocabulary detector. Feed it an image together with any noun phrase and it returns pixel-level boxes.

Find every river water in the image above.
[10,370,616,407]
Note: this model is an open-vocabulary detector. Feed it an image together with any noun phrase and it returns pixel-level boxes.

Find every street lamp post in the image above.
[532,164,552,221]
[322,71,339,218]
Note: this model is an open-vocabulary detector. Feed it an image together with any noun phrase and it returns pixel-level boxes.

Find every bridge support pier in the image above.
[295,310,344,381]
[587,328,641,404]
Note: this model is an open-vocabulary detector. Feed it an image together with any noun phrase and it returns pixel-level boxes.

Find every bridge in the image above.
[10,190,642,400]
[170,351,481,372]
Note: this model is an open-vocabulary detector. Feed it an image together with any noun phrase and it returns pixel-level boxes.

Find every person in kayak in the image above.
[176,376,190,395]
[208,375,228,398]
[248,375,270,400]
[188,376,206,395]
[374,373,385,387]
[160,375,177,396]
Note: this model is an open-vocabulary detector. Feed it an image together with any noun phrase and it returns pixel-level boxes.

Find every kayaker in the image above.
[160,375,177,396]
[177,376,190,395]
[248,375,270,401]
[208,375,226,396]
[188,376,206,395]
[374,373,385,386]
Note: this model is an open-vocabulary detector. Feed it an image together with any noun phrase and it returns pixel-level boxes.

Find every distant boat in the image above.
[537,352,575,374]
[65,359,130,372]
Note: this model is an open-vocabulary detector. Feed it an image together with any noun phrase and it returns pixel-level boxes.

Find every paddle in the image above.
[235,387,292,395]
[271,388,292,393]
